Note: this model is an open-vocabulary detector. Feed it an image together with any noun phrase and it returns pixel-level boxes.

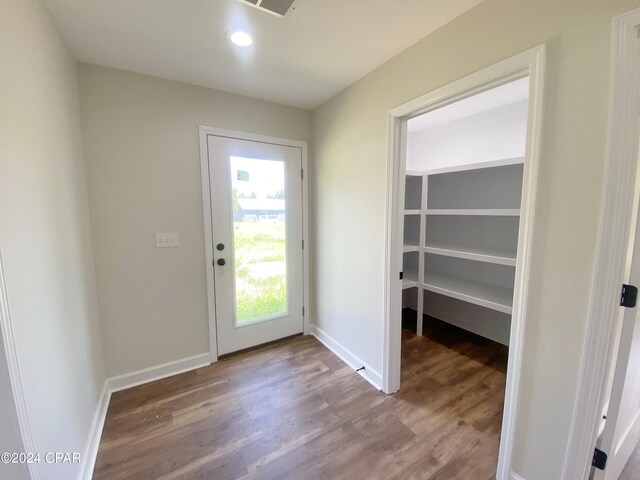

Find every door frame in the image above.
[563,8,640,480]
[198,126,310,362]
[382,44,546,480]
[0,249,38,480]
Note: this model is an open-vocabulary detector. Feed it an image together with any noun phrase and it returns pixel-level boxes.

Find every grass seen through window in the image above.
[233,221,287,323]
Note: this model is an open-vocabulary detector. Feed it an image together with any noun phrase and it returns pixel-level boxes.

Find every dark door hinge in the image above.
[302,306,305,316]
[302,239,304,250]
[592,448,607,470]
[620,284,638,308]
[399,272,403,280]
[301,169,304,180]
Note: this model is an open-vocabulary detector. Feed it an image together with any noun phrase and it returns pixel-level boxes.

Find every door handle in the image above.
[217,258,226,266]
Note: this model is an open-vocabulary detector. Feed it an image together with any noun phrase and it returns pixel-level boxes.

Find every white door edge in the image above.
[0,249,41,479]
[562,7,640,480]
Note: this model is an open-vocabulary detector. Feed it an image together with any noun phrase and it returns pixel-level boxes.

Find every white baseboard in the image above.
[310,324,383,390]
[78,382,111,480]
[511,472,526,480]
[107,353,211,393]
[78,352,211,479]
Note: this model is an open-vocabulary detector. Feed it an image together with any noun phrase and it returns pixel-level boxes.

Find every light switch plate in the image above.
[155,233,180,248]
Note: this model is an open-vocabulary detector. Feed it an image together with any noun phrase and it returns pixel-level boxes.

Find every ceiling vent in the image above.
[237,0,301,17]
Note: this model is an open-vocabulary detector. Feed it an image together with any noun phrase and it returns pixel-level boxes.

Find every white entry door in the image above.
[595,155,640,479]
[207,134,304,355]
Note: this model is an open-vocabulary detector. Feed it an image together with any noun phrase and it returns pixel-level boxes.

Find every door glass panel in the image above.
[230,156,288,325]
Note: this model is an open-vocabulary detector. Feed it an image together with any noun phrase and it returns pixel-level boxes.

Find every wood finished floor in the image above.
[93,320,508,479]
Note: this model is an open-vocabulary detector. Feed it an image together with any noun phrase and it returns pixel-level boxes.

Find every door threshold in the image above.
[218,333,305,360]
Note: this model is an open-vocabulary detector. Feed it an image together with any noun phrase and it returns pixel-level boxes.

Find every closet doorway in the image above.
[383,45,545,478]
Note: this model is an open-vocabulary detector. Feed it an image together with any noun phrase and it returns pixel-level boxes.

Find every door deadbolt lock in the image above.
[217,258,226,266]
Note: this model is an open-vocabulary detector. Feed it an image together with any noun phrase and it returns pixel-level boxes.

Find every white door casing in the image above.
[383,44,546,480]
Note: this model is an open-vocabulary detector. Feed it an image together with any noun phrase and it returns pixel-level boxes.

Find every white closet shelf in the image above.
[402,267,419,289]
[424,244,517,267]
[426,209,520,216]
[419,156,525,176]
[402,279,418,290]
[403,244,420,253]
[422,272,513,314]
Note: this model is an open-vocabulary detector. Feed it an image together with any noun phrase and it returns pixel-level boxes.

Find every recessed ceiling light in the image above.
[229,30,254,47]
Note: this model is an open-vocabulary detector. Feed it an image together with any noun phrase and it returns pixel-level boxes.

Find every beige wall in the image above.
[78,64,311,376]
[310,0,640,478]
[0,0,106,478]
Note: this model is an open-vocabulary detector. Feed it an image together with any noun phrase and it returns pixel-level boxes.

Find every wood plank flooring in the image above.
[93,319,508,479]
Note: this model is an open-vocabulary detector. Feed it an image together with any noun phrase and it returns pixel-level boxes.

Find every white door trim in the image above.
[382,44,546,480]
[0,250,39,480]
[562,8,640,480]
[199,126,310,362]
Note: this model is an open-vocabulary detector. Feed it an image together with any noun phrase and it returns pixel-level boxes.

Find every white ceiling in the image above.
[44,0,484,109]
[407,77,530,132]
